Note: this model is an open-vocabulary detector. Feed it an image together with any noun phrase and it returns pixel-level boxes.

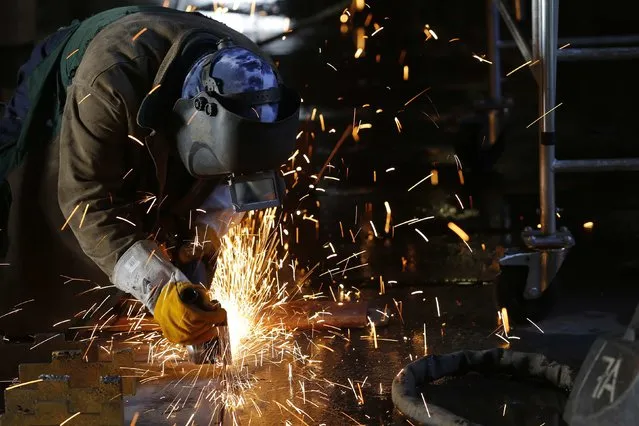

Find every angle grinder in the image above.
[179,286,232,365]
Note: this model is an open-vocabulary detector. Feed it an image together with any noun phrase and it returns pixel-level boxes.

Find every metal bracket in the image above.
[499,248,568,300]
[522,226,575,250]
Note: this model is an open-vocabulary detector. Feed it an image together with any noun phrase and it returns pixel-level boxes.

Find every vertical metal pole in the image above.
[535,0,559,294]
[487,0,501,146]
[538,0,558,236]
[531,0,540,67]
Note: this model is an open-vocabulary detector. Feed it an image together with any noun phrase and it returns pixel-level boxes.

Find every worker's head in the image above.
[170,39,300,211]
[182,46,281,122]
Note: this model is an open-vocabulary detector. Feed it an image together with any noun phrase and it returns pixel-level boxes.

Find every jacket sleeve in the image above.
[57,81,146,277]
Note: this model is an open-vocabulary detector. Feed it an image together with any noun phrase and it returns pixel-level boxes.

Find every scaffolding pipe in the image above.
[487,0,502,145]
[553,158,639,173]
[499,34,639,49]
[537,0,558,236]
[534,0,559,294]
[557,46,639,61]
[497,0,533,62]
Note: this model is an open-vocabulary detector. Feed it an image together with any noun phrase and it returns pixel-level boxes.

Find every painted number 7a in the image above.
[592,355,622,403]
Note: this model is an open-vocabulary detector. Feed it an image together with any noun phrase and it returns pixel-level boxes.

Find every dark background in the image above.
[1,1,639,424]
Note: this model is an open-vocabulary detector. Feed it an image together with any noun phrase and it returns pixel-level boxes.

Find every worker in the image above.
[0,6,300,346]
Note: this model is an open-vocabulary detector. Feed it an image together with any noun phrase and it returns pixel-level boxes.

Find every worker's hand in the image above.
[154,281,227,345]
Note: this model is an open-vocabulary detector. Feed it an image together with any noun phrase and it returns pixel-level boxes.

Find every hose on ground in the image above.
[391,348,574,426]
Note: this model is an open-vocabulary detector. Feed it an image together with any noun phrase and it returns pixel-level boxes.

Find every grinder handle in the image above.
[179,286,222,313]
[179,286,201,304]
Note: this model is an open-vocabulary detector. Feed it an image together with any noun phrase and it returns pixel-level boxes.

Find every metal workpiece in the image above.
[553,158,639,173]
[186,328,232,365]
[186,340,220,365]
[265,300,389,330]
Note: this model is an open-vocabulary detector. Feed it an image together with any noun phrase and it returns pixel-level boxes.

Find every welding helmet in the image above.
[172,39,301,211]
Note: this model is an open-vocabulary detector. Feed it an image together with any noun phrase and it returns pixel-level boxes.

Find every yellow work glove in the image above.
[154,281,227,345]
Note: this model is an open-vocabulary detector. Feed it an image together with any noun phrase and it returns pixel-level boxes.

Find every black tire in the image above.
[494,264,560,325]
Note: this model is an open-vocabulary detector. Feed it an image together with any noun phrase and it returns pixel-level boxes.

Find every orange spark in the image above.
[131,27,148,42]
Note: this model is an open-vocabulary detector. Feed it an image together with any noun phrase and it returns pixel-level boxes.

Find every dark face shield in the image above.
[171,80,300,212]
[172,86,300,177]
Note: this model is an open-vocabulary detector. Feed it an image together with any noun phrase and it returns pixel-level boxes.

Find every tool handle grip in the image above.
[179,286,222,313]
[179,287,201,305]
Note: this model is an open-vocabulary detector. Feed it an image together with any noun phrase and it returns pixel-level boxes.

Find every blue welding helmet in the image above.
[171,39,300,211]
